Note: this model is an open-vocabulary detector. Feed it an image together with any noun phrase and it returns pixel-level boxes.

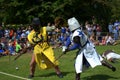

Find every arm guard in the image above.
[32,33,43,44]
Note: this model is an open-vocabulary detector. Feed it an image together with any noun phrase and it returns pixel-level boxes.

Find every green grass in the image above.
[0,44,120,80]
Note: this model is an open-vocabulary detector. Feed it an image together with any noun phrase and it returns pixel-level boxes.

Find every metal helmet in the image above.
[32,17,40,25]
[68,17,80,31]
[32,17,41,32]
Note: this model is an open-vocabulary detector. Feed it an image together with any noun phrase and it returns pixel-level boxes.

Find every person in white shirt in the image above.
[102,50,120,63]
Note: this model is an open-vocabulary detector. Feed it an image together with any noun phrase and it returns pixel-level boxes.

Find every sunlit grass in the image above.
[0,44,120,80]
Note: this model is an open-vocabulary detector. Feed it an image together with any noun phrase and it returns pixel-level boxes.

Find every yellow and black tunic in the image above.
[28,27,58,69]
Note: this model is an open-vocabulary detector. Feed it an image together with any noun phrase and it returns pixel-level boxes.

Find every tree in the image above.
[0,0,120,31]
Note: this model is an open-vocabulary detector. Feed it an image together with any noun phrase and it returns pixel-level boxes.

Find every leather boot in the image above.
[75,73,80,80]
[101,60,116,72]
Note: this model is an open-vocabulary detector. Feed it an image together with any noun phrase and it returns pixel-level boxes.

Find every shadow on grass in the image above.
[35,71,70,78]
[82,74,119,80]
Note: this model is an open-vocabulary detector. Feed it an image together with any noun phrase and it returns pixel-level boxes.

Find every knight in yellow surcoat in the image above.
[27,18,63,78]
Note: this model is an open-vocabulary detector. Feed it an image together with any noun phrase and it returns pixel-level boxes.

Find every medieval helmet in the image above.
[32,17,41,31]
[32,17,40,25]
[68,17,80,31]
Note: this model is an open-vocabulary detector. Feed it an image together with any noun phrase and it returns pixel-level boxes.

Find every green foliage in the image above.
[109,0,120,20]
[0,0,120,29]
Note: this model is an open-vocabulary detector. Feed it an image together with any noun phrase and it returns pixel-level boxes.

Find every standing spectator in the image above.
[20,30,27,43]
[9,28,14,39]
[0,39,5,56]
[119,25,120,39]
[112,26,119,40]
[96,24,102,41]
[54,27,61,41]
[108,22,113,34]
[0,25,4,38]
[16,27,22,40]
[86,23,93,38]
[113,20,120,40]
[25,27,31,36]
[62,17,116,80]
[46,22,53,41]
[113,20,120,27]
[47,23,53,36]
[4,28,10,39]
[92,24,97,40]
[61,26,66,36]
[65,26,70,36]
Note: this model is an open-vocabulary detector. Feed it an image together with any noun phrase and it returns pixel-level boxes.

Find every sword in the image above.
[14,47,28,61]
[54,53,65,62]
[14,53,23,61]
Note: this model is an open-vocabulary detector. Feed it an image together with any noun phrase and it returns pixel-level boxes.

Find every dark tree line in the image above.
[0,0,120,30]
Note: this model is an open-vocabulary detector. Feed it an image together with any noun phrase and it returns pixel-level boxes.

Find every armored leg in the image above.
[101,60,116,72]
[75,73,80,80]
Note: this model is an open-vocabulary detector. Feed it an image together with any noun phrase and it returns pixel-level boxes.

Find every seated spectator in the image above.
[105,33,115,45]
[89,33,99,45]
[113,40,120,45]
[0,43,5,56]
[8,40,15,55]
[99,36,106,45]
[104,33,120,46]
[15,40,22,53]
[112,26,119,40]
[102,50,120,63]
[0,39,9,56]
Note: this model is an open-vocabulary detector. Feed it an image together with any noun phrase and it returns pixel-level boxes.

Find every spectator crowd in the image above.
[0,19,120,57]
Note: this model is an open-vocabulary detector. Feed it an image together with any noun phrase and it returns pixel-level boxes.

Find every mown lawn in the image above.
[0,44,120,80]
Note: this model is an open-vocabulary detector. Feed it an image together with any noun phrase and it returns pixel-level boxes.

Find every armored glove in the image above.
[62,46,68,54]
[32,32,43,44]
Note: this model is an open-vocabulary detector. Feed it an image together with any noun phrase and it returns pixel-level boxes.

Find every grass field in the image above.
[0,44,120,80]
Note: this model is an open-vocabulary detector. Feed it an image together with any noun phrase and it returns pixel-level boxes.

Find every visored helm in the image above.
[32,17,41,32]
[68,17,80,32]
[32,18,40,25]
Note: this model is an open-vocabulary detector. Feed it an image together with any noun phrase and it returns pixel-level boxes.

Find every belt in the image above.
[81,40,89,48]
